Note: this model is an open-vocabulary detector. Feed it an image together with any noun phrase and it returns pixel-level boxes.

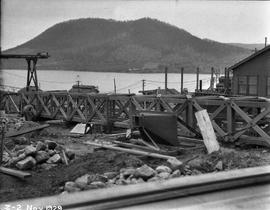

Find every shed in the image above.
[229,45,270,97]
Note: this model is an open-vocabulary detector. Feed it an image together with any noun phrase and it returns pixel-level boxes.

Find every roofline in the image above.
[229,45,270,71]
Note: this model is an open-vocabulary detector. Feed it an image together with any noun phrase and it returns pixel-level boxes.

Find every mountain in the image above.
[2,18,251,73]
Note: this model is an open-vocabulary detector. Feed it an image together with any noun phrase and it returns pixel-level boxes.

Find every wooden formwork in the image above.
[1,91,270,146]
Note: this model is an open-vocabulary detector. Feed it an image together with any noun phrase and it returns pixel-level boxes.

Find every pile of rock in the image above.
[62,164,184,194]
[4,139,75,170]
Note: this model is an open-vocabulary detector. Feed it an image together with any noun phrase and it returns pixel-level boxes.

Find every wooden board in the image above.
[195,109,220,154]
[0,167,31,179]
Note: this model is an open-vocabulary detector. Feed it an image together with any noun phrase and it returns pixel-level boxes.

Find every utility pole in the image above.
[196,67,199,91]
[142,79,145,92]
[210,67,214,90]
[114,78,116,94]
[165,66,168,94]
[181,67,184,94]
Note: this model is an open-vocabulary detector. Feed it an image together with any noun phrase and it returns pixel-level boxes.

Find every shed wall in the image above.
[232,49,270,97]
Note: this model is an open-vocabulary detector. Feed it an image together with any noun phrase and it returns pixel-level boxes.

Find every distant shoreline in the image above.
[2,69,212,74]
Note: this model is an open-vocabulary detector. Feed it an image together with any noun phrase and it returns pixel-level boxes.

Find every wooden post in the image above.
[165,66,168,94]
[210,67,214,90]
[196,67,199,91]
[0,125,4,165]
[114,78,116,94]
[181,67,184,94]
[199,80,202,91]
[224,68,228,93]
[26,59,31,91]
[195,109,220,154]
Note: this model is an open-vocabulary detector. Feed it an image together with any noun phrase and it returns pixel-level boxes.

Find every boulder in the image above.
[64,181,81,193]
[48,150,56,156]
[65,150,75,160]
[16,156,36,170]
[24,145,36,156]
[156,165,172,174]
[13,136,29,145]
[2,151,10,163]
[75,174,92,189]
[192,169,202,175]
[16,149,25,156]
[47,154,62,164]
[45,140,58,150]
[157,172,170,179]
[170,169,181,178]
[130,178,145,184]
[103,172,118,179]
[188,158,204,169]
[120,167,136,178]
[148,177,160,182]
[7,153,26,167]
[90,181,106,188]
[40,163,57,170]
[13,145,26,151]
[167,158,183,170]
[36,141,47,151]
[135,165,156,180]
[96,174,108,183]
[35,151,50,163]
[215,160,223,171]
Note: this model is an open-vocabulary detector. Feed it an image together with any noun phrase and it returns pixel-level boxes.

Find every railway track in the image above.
[1,165,270,210]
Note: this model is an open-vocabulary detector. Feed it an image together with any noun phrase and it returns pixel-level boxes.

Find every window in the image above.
[238,76,247,95]
[267,77,270,97]
[248,76,258,95]
[238,75,258,95]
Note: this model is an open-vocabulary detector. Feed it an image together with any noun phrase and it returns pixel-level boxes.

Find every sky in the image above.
[1,0,270,50]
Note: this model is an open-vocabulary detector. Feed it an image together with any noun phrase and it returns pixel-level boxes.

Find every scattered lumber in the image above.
[62,150,69,165]
[195,109,220,154]
[177,136,204,144]
[6,124,50,138]
[4,145,14,157]
[0,166,31,179]
[85,141,182,164]
[45,119,64,124]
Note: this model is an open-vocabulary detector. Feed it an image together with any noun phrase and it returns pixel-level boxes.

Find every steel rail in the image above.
[1,165,270,210]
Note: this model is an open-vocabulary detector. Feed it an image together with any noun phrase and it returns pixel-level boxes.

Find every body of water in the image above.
[2,69,213,94]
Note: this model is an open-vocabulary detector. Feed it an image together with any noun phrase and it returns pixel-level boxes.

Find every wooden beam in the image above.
[85,141,178,161]
[0,166,31,179]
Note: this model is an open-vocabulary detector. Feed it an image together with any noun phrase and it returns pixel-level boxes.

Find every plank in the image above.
[85,141,179,161]
[0,166,31,179]
[6,124,50,138]
[195,109,220,154]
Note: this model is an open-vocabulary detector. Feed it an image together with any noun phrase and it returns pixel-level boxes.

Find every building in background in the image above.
[229,45,270,97]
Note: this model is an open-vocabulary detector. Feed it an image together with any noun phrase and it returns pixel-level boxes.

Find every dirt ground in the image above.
[1,122,270,203]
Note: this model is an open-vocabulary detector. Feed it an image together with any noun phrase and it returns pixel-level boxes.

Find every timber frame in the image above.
[1,91,270,146]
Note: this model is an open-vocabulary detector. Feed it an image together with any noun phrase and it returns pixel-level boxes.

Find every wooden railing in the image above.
[1,91,270,146]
